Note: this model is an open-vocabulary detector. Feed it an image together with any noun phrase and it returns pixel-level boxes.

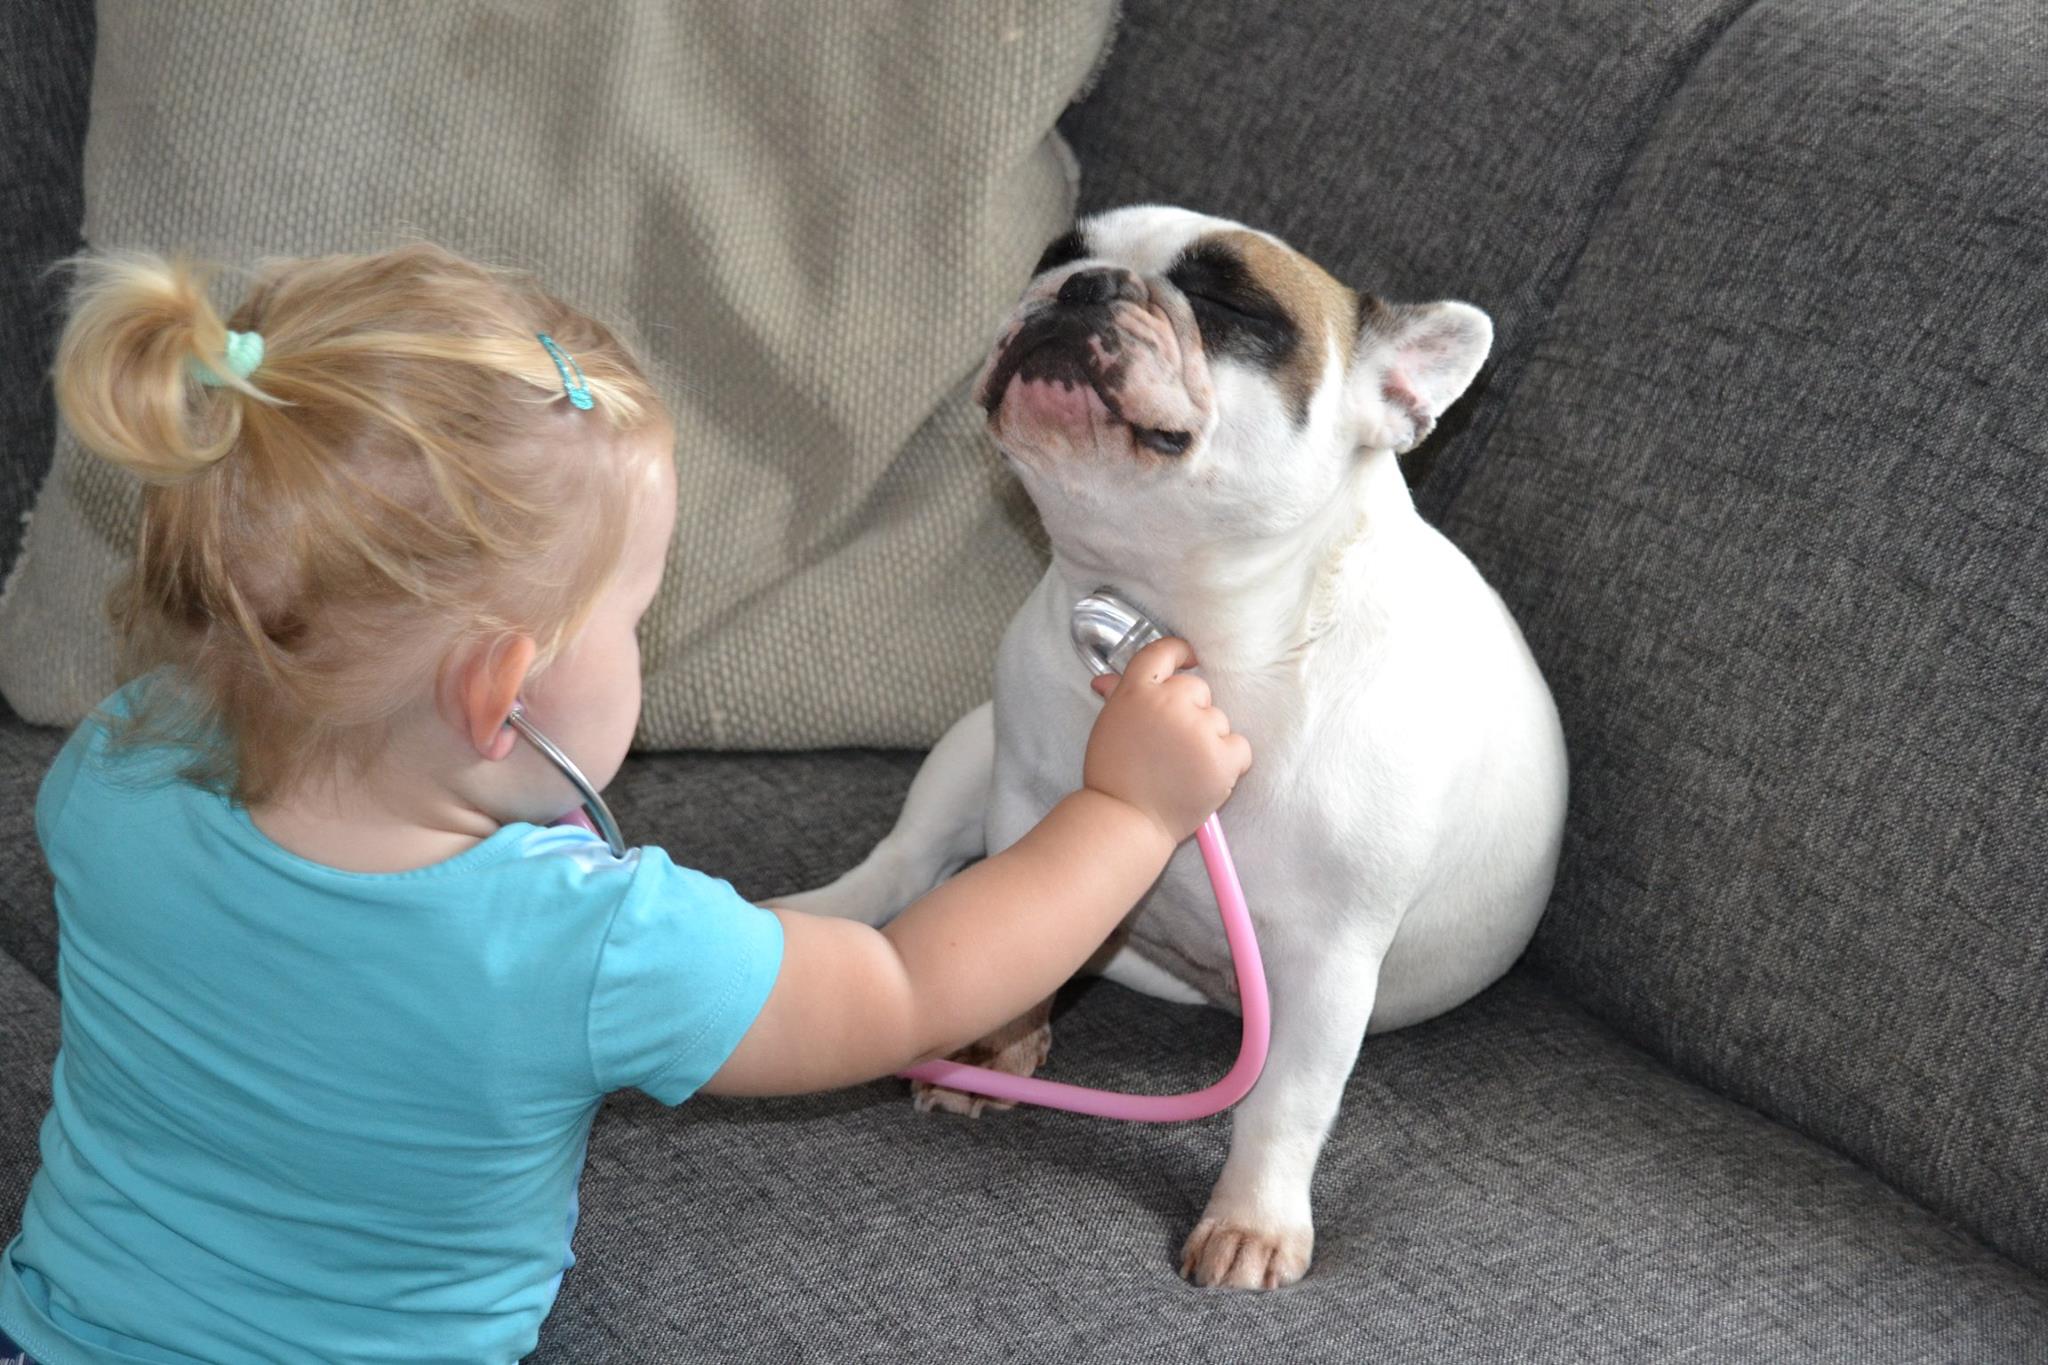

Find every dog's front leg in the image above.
[772,703,994,926]
[1182,934,1384,1291]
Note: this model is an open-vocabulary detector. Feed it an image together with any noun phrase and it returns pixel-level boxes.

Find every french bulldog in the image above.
[779,205,1568,1290]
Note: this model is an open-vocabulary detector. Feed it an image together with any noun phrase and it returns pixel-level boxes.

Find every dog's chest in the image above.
[987,608,1096,827]
[987,585,1326,1007]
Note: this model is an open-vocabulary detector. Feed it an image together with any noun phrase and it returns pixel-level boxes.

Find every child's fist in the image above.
[1082,637,1252,843]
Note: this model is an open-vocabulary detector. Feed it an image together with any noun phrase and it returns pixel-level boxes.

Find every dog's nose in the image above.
[1057,267,1143,308]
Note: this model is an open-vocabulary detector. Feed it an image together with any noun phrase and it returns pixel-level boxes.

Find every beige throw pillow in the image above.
[0,1,1112,748]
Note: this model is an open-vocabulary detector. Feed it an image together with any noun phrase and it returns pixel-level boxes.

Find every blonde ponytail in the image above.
[50,242,670,805]
[53,252,270,484]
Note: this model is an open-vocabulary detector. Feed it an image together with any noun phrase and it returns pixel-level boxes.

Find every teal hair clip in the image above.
[536,333,594,410]
[190,330,264,387]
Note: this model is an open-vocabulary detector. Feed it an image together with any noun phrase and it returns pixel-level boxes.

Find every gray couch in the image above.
[4,1,2045,1360]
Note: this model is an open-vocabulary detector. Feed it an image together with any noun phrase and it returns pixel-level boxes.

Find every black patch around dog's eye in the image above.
[1032,229,1088,280]
[1166,243,1297,371]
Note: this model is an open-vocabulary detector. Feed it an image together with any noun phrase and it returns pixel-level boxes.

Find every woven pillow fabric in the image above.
[0,0,1112,748]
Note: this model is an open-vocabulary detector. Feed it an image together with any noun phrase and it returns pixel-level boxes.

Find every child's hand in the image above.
[710,634,1249,1098]
[710,635,1245,1097]
[1083,637,1252,843]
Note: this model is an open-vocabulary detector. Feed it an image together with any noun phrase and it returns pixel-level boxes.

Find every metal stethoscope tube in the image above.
[505,701,627,858]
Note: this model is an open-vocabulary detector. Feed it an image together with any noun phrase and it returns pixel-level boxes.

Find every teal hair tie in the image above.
[190,330,264,387]
[537,333,594,410]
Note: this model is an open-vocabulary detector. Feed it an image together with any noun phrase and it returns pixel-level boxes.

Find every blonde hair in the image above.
[53,243,670,805]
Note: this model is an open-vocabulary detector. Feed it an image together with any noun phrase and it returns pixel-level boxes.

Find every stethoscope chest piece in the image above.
[1070,589,1168,678]
[897,586,1272,1122]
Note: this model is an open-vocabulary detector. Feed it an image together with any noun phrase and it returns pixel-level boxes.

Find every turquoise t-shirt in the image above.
[0,689,784,1364]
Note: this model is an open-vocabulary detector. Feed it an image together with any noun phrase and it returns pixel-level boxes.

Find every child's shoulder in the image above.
[497,827,735,911]
[36,682,148,844]
[38,678,740,918]
[37,676,209,832]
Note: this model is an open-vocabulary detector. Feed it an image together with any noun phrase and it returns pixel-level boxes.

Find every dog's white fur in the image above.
[780,206,1567,1289]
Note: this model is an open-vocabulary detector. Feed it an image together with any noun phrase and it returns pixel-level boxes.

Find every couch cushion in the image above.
[3,709,2042,1354]
[0,950,58,1244]
[0,0,92,580]
[1056,0,1752,510]
[0,706,60,992]
[0,0,1107,750]
[535,972,2047,1362]
[1440,0,2048,1274]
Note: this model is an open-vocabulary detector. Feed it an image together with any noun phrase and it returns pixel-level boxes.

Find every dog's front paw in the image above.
[1180,1217,1312,1290]
[910,1012,1052,1118]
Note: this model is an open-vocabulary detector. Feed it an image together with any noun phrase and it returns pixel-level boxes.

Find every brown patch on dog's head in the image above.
[1167,229,1358,424]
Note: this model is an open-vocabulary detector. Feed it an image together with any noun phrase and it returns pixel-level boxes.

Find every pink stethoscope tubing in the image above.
[896,812,1269,1121]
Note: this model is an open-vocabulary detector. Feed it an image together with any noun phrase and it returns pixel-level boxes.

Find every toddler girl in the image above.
[0,244,1249,1363]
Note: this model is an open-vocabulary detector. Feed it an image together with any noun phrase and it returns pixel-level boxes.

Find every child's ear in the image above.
[454,635,538,761]
[1346,299,1492,454]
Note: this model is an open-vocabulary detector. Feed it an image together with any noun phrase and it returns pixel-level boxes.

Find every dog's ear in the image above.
[1346,299,1492,454]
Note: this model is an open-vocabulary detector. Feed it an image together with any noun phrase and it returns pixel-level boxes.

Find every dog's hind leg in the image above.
[911,994,1054,1118]
[771,702,994,927]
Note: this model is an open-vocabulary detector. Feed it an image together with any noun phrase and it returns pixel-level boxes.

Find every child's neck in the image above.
[248,718,505,874]
[249,783,499,875]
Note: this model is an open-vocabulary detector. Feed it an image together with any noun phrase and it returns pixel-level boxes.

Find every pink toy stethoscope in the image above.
[510,589,1271,1123]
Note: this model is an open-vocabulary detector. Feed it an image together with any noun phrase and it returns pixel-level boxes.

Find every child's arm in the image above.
[702,637,1250,1097]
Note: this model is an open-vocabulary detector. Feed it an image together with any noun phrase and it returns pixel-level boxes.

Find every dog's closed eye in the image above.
[1182,289,1286,330]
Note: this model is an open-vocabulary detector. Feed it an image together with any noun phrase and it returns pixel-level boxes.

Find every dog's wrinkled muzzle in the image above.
[976,278,1214,463]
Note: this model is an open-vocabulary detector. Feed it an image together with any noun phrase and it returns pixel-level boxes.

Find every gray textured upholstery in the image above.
[0,948,56,1262]
[1056,0,1752,506]
[4,0,2048,1356]
[0,708,58,994]
[534,975,2048,1363]
[1440,0,2048,1275]
[3,707,2044,1361]
[0,0,92,577]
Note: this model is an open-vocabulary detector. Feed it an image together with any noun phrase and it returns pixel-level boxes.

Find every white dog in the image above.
[780,205,1568,1290]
